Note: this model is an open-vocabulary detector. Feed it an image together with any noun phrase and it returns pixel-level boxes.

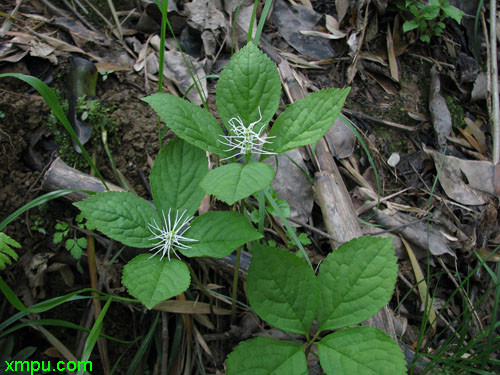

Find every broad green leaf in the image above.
[420,34,431,43]
[441,4,463,23]
[142,93,228,157]
[266,198,290,218]
[226,337,307,375]
[421,5,440,20]
[317,326,406,375]
[267,88,350,154]
[74,192,157,248]
[200,162,274,205]
[216,43,281,130]
[122,254,190,309]
[182,211,262,258]
[317,236,398,331]
[150,138,207,217]
[247,244,318,335]
[402,20,419,32]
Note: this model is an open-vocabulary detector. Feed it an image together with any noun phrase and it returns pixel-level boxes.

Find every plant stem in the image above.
[157,0,169,147]
[246,0,259,44]
[230,247,242,322]
[489,0,499,164]
[264,189,312,268]
[88,152,111,374]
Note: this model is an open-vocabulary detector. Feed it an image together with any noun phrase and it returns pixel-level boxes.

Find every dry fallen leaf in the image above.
[424,146,494,205]
[264,149,313,225]
[386,23,399,82]
[429,65,452,147]
[325,117,356,158]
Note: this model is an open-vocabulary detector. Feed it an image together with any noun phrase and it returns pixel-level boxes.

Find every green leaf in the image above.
[226,337,307,375]
[200,162,274,205]
[216,43,281,130]
[0,232,20,270]
[402,20,419,32]
[142,93,228,157]
[247,244,318,335]
[150,138,208,217]
[317,326,406,375]
[267,88,350,154]
[122,254,190,309]
[421,5,440,20]
[74,192,158,248]
[441,4,463,23]
[182,211,262,258]
[420,34,431,43]
[317,236,397,331]
[266,198,290,218]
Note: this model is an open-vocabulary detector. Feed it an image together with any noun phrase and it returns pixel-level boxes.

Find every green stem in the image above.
[257,190,265,234]
[230,248,242,322]
[264,189,312,268]
[156,0,169,147]
[247,0,259,44]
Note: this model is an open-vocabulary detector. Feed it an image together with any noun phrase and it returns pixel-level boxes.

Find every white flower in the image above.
[148,209,197,261]
[218,107,277,160]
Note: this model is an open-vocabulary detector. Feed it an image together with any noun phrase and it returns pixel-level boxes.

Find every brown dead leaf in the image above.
[386,23,399,82]
[264,149,313,225]
[325,117,357,158]
[325,14,347,39]
[402,237,437,333]
[43,347,63,358]
[424,146,495,204]
[154,300,231,315]
[495,162,500,197]
[471,72,487,102]
[456,126,485,154]
[94,62,132,73]
[429,65,452,147]
[464,117,487,151]
[336,0,349,25]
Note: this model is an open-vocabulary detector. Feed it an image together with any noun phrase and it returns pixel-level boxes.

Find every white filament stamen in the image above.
[148,209,197,261]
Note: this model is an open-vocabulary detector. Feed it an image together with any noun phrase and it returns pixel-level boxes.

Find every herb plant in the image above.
[53,214,93,260]
[73,42,405,373]
[398,0,464,43]
[74,137,262,309]
[226,237,406,375]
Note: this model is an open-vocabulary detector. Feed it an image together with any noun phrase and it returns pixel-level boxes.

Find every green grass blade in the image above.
[0,73,108,189]
[0,276,25,310]
[79,297,112,375]
[0,318,133,344]
[253,0,273,45]
[0,189,91,231]
[246,0,259,44]
[126,311,160,375]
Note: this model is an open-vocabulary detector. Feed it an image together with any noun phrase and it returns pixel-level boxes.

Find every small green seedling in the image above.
[398,0,464,43]
[226,237,406,375]
[53,214,92,259]
[99,69,114,81]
